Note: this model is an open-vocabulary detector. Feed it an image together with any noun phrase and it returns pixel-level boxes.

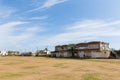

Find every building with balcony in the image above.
[51,41,110,58]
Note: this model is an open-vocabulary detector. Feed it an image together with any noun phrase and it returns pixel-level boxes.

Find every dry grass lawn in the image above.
[0,56,119,80]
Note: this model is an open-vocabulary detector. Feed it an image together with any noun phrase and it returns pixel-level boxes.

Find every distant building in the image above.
[43,48,51,55]
[0,50,8,56]
[51,41,110,58]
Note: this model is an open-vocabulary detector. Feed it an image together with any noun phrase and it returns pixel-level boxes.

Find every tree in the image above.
[35,50,44,57]
[7,51,13,56]
[115,50,120,55]
[28,52,33,56]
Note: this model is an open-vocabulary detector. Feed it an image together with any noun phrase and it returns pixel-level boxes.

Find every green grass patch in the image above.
[51,73,72,80]
[0,72,38,79]
[85,59,120,64]
[0,73,24,79]
[30,71,40,74]
[22,66,39,69]
[53,63,65,67]
[82,73,100,80]
[4,62,23,65]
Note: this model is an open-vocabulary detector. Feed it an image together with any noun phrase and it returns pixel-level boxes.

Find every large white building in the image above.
[51,41,111,58]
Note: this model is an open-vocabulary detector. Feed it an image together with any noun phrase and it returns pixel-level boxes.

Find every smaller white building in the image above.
[0,50,8,56]
[43,48,51,55]
[46,50,51,55]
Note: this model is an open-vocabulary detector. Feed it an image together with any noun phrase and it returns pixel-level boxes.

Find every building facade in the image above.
[51,41,110,58]
[0,50,8,56]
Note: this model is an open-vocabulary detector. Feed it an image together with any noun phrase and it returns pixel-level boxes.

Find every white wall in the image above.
[88,44,99,49]
[67,53,72,57]
[63,52,68,57]
[91,51,110,58]
[56,53,60,57]
[78,51,110,58]
[47,50,51,54]
[78,51,85,58]
[0,51,8,56]
[51,50,110,58]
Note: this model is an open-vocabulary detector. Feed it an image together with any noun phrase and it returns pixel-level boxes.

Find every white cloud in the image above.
[29,16,48,20]
[38,20,120,48]
[41,0,67,8]
[0,22,26,35]
[67,20,120,30]
[0,21,43,51]
[28,0,67,12]
[1,20,120,51]
[20,16,48,21]
[0,4,15,19]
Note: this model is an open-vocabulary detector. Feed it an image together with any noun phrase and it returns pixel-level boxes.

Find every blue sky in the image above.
[0,0,120,51]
